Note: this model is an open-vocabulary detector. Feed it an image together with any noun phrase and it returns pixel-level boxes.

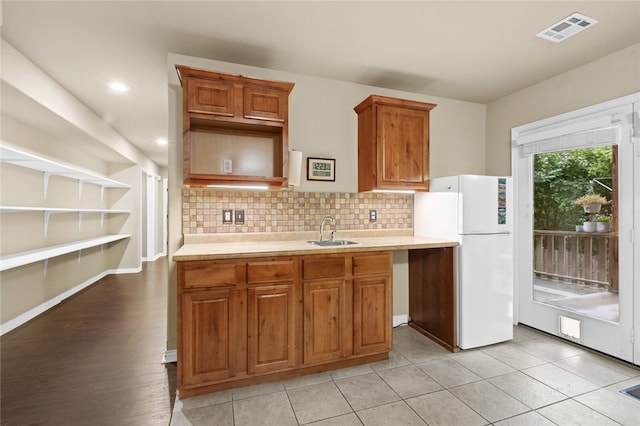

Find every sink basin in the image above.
[308,240,359,247]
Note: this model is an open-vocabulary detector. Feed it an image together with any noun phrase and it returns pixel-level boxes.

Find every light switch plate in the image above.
[223,159,233,174]
[222,209,233,224]
[235,209,245,225]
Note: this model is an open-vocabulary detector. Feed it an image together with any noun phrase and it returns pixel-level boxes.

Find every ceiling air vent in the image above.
[536,12,598,43]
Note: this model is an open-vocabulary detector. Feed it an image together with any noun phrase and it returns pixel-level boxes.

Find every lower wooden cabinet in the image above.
[181,288,238,386]
[353,252,393,355]
[353,275,392,355]
[177,251,392,397]
[303,278,350,365]
[247,283,297,374]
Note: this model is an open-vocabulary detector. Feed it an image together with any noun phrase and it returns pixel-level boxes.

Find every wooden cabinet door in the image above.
[243,86,287,122]
[377,104,429,189]
[185,78,237,117]
[355,95,436,192]
[247,283,297,374]
[303,278,349,365]
[353,275,392,355]
[181,288,238,386]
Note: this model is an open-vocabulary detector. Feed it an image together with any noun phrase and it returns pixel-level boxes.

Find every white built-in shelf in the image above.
[0,207,130,213]
[0,144,131,198]
[0,206,131,236]
[0,146,133,274]
[0,234,131,273]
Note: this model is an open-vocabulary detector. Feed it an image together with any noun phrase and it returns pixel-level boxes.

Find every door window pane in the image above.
[532,146,619,323]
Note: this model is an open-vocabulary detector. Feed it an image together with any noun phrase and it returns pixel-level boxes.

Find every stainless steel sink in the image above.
[308,240,359,247]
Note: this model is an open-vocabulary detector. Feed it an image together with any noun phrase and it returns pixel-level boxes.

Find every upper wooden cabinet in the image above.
[354,95,436,192]
[176,65,294,187]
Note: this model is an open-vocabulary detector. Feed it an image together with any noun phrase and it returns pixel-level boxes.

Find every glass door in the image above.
[513,96,637,364]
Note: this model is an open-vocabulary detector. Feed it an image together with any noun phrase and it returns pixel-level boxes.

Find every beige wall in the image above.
[165,54,488,350]
[486,43,640,176]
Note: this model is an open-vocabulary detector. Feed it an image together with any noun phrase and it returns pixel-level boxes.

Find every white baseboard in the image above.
[143,254,165,263]
[1,266,139,336]
[152,253,165,261]
[113,266,142,274]
[393,314,410,328]
[162,349,177,364]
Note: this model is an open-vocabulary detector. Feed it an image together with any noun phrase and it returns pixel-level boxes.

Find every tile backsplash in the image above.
[182,189,413,234]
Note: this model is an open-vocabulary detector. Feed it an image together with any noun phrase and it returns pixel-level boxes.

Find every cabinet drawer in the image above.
[181,261,241,289]
[302,256,346,280]
[186,78,236,116]
[353,252,391,276]
[247,258,296,284]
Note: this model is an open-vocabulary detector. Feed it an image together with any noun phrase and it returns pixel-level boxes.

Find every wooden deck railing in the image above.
[534,230,618,292]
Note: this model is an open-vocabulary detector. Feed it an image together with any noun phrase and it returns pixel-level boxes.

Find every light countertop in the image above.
[173,230,458,261]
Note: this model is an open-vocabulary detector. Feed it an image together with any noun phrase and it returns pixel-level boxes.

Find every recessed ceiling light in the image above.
[155,138,167,146]
[108,81,130,93]
[536,12,598,43]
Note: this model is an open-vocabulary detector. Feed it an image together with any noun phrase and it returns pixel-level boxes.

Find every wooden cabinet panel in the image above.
[181,289,238,386]
[247,284,297,374]
[302,256,346,280]
[186,78,236,117]
[353,252,392,355]
[353,275,392,355]
[408,247,457,352]
[181,260,242,289]
[303,278,348,365]
[247,258,296,284]
[378,105,429,186]
[353,252,392,276]
[243,86,287,122]
[355,95,436,192]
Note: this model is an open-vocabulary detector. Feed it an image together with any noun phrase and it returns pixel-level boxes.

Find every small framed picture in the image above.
[307,157,336,182]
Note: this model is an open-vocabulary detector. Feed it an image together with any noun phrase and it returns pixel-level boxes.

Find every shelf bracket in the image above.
[78,212,83,230]
[43,258,48,276]
[77,249,82,264]
[44,211,51,237]
[44,172,51,199]
[101,186,105,202]
[78,181,84,200]
[100,212,105,228]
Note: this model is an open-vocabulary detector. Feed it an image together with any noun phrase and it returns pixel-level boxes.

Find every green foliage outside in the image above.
[533,146,612,230]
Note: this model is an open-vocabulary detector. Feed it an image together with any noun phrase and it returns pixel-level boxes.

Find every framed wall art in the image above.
[307,157,335,182]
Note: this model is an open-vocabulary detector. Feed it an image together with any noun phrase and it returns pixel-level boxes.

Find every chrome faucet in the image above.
[319,216,335,242]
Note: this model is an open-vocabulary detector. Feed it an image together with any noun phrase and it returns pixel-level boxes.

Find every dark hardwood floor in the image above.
[1,258,176,425]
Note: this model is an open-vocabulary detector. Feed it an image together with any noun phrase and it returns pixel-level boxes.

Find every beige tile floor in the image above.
[171,325,640,425]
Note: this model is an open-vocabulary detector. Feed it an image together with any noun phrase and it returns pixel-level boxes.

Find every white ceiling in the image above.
[2,1,639,168]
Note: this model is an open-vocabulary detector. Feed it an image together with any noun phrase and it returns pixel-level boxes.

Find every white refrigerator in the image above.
[414,175,514,349]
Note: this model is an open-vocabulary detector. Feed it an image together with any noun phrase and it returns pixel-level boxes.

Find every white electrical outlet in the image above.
[223,159,233,174]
